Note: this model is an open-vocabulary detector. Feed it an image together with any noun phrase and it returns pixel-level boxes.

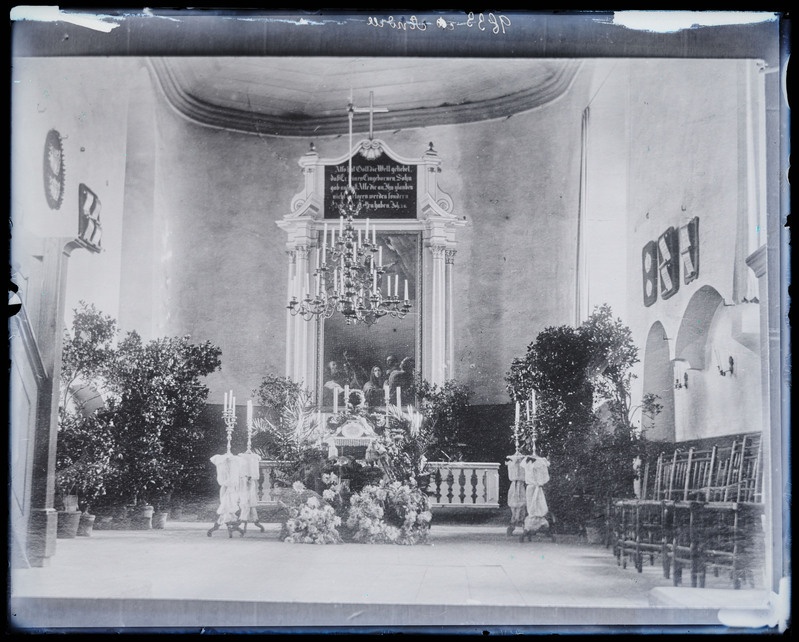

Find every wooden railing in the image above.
[257,459,501,510]
[424,462,500,509]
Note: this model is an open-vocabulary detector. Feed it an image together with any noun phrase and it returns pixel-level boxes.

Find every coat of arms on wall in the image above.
[77,183,103,253]
[43,129,65,210]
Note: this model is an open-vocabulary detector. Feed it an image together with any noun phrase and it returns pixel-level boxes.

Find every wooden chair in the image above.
[699,435,765,588]
[667,448,714,587]
[633,450,675,577]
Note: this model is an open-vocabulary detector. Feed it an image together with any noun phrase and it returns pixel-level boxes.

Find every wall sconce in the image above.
[674,372,689,389]
[718,356,735,377]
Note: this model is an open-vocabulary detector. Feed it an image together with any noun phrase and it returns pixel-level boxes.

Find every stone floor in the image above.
[8,521,771,633]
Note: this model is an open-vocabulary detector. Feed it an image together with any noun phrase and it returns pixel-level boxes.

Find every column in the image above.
[745,244,777,592]
[445,249,457,381]
[293,246,310,385]
[430,244,447,384]
[285,250,297,379]
[28,238,83,566]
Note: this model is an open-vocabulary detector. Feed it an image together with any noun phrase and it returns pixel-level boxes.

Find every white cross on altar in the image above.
[351,91,389,140]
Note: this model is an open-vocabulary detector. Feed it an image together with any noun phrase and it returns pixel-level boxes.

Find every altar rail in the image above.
[257,460,501,510]
[425,462,500,509]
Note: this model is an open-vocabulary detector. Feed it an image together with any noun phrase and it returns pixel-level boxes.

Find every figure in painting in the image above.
[387,357,414,398]
[362,366,385,408]
[342,350,367,389]
[323,360,345,406]
[384,355,399,380]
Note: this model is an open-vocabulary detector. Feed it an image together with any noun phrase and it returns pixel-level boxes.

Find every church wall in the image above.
[11,57,134,330]
[590,58,765,442]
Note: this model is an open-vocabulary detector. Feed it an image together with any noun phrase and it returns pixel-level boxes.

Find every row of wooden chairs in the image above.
[613,433,764,589]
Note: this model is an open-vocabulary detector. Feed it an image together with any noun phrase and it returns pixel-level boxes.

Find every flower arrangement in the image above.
[347,479,432,545]
[282,480,342,544]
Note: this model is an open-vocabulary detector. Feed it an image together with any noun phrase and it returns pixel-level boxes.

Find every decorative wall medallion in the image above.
[43,129,66,210]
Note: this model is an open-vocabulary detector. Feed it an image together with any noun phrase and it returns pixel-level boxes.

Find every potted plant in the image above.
[55,409,116,537]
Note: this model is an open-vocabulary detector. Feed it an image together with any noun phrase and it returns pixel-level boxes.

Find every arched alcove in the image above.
[642,321,675,442]
[675,285,724,370]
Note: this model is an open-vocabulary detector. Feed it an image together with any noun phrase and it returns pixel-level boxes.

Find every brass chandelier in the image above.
[287,94,412,326]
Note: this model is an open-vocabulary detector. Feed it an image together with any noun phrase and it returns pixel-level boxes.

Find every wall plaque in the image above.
[324,152,417,219]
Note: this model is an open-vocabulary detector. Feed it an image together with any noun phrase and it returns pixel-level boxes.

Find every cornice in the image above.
[148,58,582,138]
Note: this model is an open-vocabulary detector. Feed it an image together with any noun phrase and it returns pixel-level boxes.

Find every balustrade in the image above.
[425,462,500,509]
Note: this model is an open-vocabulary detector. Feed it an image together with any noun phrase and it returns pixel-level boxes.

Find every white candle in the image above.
[373,270,378,293]
[531,391,536,416]
[384,384,390,402]
[358,228,362,247]
[365,218,369,239]
[247,400,253,425]
[340,216,344,234]
[378,246,383,267]
[344,385,349,405]
[372,226,376,245]
[397,386,402,408]
[323,223,328,247]
[333,391,338,414]
[526,399,530,422]
[515,401,520,427]
[316,246,320,267]
[231,396,236,411]
[305,273,310,298]
[316,273,321,295]
[404,279,409,301]
[394,275,399,299]
[229,390,233,412]
[322,238,327,264]
[224,392,228,412]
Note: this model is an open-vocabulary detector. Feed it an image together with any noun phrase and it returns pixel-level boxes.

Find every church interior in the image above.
[9,13,788,621]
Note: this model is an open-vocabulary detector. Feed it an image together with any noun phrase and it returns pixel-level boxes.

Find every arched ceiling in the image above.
[149,57,583,138]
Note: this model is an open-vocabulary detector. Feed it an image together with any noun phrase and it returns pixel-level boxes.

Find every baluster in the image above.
[257,464,265,502]
[471,468,478,504]
[458,469,467,504]
[434,468,443,503]
[445,469,455,504]
[477,468,488,504]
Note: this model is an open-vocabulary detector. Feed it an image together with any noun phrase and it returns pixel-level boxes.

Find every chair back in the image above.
[736,433,763,503]
[685,447,714,501]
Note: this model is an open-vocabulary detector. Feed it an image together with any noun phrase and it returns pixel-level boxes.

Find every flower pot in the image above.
[130,504,154,530]
[585,525,603,545]
[77,512,96,536]
[152,511,169,530]
[56,510,82,539]
[63,495,80,513]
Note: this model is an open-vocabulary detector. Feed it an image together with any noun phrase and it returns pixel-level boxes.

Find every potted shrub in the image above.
[55,409,116,537]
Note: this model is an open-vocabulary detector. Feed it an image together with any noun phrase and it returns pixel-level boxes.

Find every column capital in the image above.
[445,249,457,264]
[745,244,768,278]
[295,245,311,260]
[430,244,447,259]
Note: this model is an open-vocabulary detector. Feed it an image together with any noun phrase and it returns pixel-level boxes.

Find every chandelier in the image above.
[287,93,412,326]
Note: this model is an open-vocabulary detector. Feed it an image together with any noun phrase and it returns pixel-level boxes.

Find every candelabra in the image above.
[222,406,236,455]
[287,188,412,326]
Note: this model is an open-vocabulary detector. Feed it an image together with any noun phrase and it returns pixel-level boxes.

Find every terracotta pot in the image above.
[152,511,169,529]
[56,510,82,539]
[77,512,96,536]
[130,504,154,530]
